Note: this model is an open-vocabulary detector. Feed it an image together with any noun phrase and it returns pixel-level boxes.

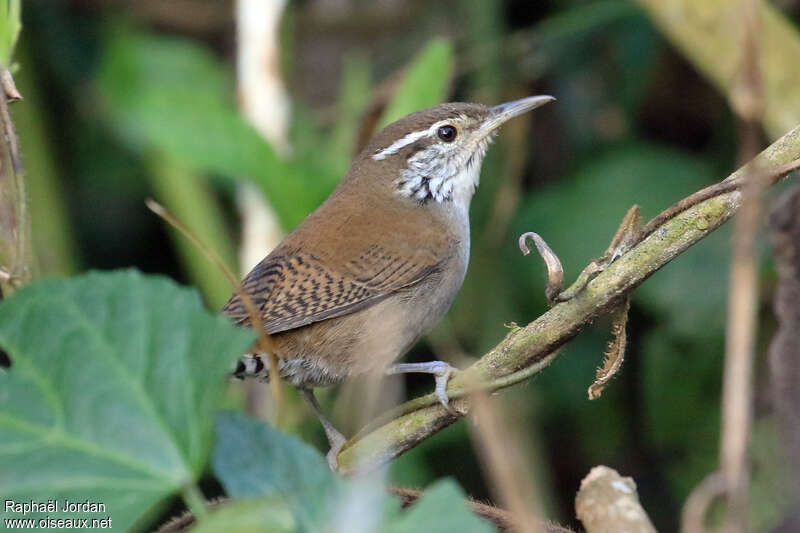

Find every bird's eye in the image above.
[437,125,457,142]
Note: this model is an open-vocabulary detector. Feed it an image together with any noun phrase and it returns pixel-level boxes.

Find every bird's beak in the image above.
[479,95,556,136]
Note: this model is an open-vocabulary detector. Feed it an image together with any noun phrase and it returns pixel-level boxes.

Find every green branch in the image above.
[335,124,800,475]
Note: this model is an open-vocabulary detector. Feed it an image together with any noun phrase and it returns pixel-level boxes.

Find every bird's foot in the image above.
[325,430,347,471]
[387,361,459,413]
[432,363,458,412]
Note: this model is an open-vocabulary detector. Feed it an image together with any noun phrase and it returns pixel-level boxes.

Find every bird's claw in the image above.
[432,362,458,414]
[386,361,460,413]
[325,432,347,471]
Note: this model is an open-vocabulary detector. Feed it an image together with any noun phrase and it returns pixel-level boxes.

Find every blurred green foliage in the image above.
[8,0,800,531]
[98,28,453,232]
[378,38,453,127]
[99,28,327,229]
[213,412,492,533]
[12,44,80,276]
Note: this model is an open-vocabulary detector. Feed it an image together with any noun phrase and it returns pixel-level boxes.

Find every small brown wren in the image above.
[223,96,554,466]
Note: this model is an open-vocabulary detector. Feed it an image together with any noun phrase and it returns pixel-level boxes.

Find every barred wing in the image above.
[222,245,440,334]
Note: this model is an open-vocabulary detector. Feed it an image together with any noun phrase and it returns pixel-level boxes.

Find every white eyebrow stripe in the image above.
[372,129,429,160]
[372,119,453,161]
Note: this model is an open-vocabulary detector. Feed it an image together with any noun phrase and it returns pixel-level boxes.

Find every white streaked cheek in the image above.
[394,140,487,203]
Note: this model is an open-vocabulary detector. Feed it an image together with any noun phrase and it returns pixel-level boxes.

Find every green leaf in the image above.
[379,39,454,127]
[213,412,341,531]
[190,499,295,533]
[0,270,254,531]
[384,479,493,533]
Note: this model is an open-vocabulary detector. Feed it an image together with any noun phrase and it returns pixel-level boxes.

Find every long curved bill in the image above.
[479,95,556,136]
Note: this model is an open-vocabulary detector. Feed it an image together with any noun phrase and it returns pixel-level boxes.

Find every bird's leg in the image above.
[301,388,347,471]
[387,361,458,411]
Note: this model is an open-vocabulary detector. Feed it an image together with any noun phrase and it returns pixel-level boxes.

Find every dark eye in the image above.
[437,125,457,142]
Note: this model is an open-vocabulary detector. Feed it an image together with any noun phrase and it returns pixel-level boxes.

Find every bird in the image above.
[222,95,555,467]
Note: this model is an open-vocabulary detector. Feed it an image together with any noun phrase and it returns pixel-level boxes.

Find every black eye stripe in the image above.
[437,125,457,142]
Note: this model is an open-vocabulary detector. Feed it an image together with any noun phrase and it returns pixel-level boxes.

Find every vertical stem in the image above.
[720,178,760,533]
[0,66,29,294]
[720,1,763,531]
[0,2,24,293]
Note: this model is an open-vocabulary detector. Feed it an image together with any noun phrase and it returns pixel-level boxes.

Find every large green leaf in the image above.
[0,270,254,531]
[379,38,454,127]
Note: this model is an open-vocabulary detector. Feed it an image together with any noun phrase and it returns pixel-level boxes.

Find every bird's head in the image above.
[360,95,555,206]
